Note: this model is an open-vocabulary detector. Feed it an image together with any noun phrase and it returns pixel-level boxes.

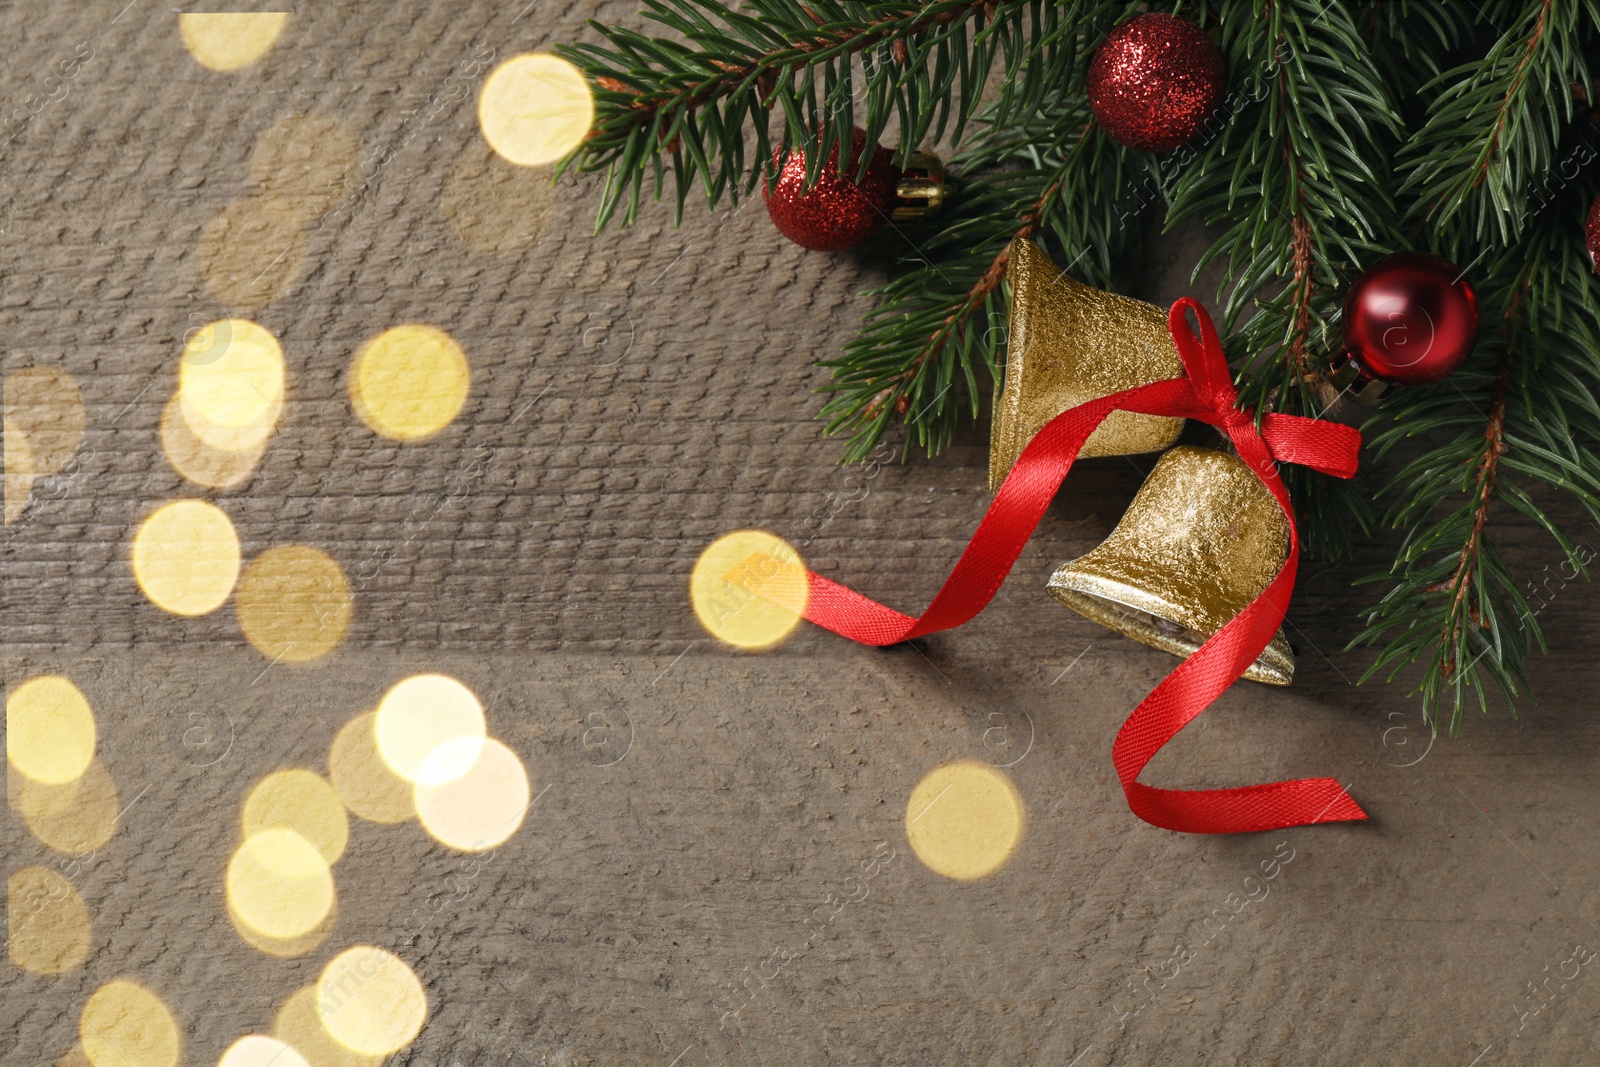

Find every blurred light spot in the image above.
[235,546,353,662]
[4,367,86,524]
[80,980,181,1067]
[274,987,382,1067]
[229,897,335,960]
[198,198,305,310]
[328,712,413,825]
[161,394,266,489]
[22,758,120,854]
[690,530,808,650]
[132,500,241,616]
[218,1035,311,1067]
[441,142,555,254]
[7,674,95,785]
[242,769,349,865]
[57,1046,91,1067]
[250,113,359,223]
[905,760,1024,881]
[415,737,531,851]
[479,54,593,167]
[315,946,427,1056]
[179,319,285,437]
[227,828,336,940]
[373,674,485,785]
[179,13,289,71]
[4,366,86,477]
[4,417,36,524]
[349,325,469,441]
[9,765,84,820]
[8,866,91,974]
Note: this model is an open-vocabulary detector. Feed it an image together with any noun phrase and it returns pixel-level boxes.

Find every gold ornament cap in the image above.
[1328,351,1393,405]
[891,150,946,222]
[1046,445,1295,685]
[989,237,1184,491]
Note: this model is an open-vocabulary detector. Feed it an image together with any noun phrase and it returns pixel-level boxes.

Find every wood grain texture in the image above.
[3,4,1598,1066]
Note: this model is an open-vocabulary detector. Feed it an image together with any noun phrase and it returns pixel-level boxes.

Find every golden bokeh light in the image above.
[8,866,91,975]
[315,946,428,1057]
[80,980,181,1067]
[198,197,305,310]
[441,142,556,254]
[4,417,36,524]
[132,500,241,616]
[9,764,84,820]
[7,674,96,785]
[349,325,470,441]
[328,712,414,825]
[478,54,594,167]
[21,758,120,854]
[218,1035,311,1067]
[226,828,336,940]
[242,769,349,866]
[905,760,1025,881]
[250,112,360,222]
[690,530,809,650]
[230,898,336,960]
[4,366,86,524]
[414,737,531,852]
[4,366,86,476]
[235,546,353,662]
[179,13,289,72]
[161,394,267,489]
[274,986,383,1067]
[374,674,486,786]
[179,319,285,435]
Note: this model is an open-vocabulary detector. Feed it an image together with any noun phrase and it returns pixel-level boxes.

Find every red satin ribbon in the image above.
[785,298,1367,834]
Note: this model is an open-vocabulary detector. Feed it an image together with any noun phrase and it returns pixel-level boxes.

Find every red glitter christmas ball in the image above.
[763,128,897,252]
[1341,253,1479,387]
[1586,193,1600,272]
[1087,13,1226,152]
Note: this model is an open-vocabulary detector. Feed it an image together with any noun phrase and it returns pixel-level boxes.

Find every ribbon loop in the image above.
[1169,297,1239,415]
[752,298,1367,835]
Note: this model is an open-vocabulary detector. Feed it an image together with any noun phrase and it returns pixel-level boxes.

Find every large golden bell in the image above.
[989,237,1185,490]
[1046,445,1295,685]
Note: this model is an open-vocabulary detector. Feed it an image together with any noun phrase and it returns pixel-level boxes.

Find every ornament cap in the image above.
[891,150,947,223]
[1047,445,1295,685]
[1328,351,1393,406]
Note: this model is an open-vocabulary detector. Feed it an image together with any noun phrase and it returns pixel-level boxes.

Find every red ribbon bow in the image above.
[783,297,1367,833]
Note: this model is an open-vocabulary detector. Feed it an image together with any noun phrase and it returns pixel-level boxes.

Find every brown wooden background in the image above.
[4,3,1598,1065]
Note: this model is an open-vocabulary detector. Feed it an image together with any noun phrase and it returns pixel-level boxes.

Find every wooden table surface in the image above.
[4,3,1598,1065]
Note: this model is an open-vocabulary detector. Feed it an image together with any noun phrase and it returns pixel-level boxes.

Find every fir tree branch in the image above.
[1399,0,1599,243]
[857,149,1069,426]
[818,99,1142,461]
[555,0,1111,228]
[1355,160,1600,732]
[1167,0,1404,556]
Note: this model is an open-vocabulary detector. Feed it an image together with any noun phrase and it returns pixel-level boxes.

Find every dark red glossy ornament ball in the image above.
[1087,13,1226,152]
[1586,193,1600,272]
[764,128,897,252]
[1341,253,1479,387]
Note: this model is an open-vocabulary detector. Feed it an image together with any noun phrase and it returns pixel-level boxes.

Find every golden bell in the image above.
[1046,445,1296,685]
[989,237,1185,491]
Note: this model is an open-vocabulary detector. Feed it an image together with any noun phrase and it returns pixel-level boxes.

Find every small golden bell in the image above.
[890,150,947,222]
[1046,445,1295,685]
[989,238,1185,491]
